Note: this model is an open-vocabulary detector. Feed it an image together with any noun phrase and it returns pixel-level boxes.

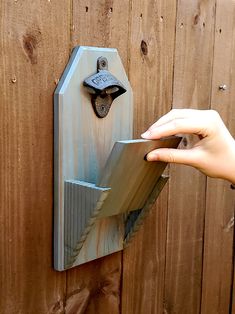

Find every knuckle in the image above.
[210,109,220,121]
[206,110,222,134]
[172,119,180,130]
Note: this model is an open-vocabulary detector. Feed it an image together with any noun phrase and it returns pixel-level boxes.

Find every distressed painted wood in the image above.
[98,138,181,217]
[201,1,235,312]
[164,1,216,313]
[122,0,178,312]
[63,138,180,270]
[64,181,111,268]
[54,46,133,271]
[0,1,70,313]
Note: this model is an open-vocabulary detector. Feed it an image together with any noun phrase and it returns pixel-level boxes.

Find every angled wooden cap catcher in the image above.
[54,46,181,271]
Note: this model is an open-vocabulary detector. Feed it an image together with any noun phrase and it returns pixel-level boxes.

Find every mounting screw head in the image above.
[219,84,227,91]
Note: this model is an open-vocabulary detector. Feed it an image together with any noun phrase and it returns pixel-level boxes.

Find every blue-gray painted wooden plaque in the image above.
[54,46,133,270]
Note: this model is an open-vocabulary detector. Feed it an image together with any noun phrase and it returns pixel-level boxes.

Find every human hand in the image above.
[141,109,235,183]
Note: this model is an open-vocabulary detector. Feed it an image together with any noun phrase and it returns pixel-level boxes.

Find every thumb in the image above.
[146,148,201,167]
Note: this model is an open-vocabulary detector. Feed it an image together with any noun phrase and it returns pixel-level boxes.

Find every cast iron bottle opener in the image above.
[83,57,127,118]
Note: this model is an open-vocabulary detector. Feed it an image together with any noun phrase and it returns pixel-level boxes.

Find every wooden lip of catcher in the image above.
[54,46,181,271]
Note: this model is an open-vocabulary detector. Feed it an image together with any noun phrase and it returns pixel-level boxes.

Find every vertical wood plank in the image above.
[201,1,235,313]
[64,1,130,312]
[0,1,70,313]
[121,1,177,312]
[122,191,169,313]
[128,0,177,137]
[164,1,216,313]
[65,254,122,314]
[232,264,235,313]
[202,181,234,314]
[71,0,129,70]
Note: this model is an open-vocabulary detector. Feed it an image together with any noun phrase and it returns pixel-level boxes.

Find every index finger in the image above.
[141,118,207,139]
[147,109,201,131]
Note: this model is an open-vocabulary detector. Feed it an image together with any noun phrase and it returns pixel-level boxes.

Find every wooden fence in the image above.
[0,0,235,313]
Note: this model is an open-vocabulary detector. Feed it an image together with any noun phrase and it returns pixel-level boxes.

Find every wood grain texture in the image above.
[202,180,235,314]
[0,1,70,313]
[201,1,235,313]
[65,254,122,314]
[128,0,177,137]
[1,1,235,313]
[122,185,170,314]
[54,46,133,271]
[63,138,180,270]
[124,175,169,247]
[164,1,216,313]
[65,1,131,312]
[64,181,110,268]
[232,264,235,314]
[71,0,130,71]
[122,0,177,312]
[98,138,181,217]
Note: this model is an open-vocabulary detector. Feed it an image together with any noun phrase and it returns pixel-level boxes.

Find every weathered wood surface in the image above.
[0,1,70,313]
[1,1,235,313]
[72,0,130,71]
[66,1,131,312]
[122,0,177,313]
[64,138,180,271]
[62,141,180,269]
[201,1,235,312]
[164,1,216,313]
[98,138,181,217]
[124,175,169,247]
[54,46,133,271]
[64,181,111,269]
[233,264,235,314]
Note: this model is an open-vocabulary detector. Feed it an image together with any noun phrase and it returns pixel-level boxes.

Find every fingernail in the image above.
[141,130,151,138]
[146,152,158,161]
